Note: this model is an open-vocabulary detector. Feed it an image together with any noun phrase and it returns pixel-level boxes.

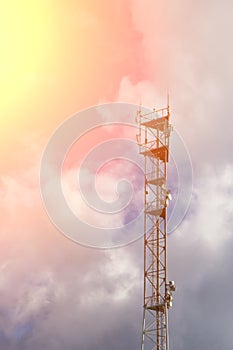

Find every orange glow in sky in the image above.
[0,2,52,115]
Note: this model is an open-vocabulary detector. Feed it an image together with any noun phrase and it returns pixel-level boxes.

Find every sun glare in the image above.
[0,2,50,115]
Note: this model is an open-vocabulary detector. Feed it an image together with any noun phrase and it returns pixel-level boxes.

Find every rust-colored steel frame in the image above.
[137,106,172,350]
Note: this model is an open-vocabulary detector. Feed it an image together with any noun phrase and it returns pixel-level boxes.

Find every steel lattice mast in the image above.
[136,103,175,350]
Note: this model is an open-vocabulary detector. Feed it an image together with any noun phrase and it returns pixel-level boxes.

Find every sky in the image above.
[1,0,233,349]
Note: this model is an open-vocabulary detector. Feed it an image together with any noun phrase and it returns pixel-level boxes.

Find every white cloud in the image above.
[116,76,168,110]
[1,0,233,349]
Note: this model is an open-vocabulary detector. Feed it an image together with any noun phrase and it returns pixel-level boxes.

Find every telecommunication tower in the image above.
[136,102,175,350]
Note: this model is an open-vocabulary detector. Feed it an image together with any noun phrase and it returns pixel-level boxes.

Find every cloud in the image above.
[114,1,233,349]
[117,76,164,108]
[166,163,233,349]
[1,0,233,349]
[0,129,144,348]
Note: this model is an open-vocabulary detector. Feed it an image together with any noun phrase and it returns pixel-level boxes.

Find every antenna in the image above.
[167,89,170,115]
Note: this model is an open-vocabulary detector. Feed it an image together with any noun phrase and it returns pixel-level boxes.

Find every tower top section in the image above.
[136,106,172,163]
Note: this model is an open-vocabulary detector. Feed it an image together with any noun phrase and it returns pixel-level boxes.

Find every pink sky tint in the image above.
[1,0,233,349]
[0,0,145,176]
[62,124,137,171]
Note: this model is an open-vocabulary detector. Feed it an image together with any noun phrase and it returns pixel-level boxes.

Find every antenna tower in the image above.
[136,102,175,350]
